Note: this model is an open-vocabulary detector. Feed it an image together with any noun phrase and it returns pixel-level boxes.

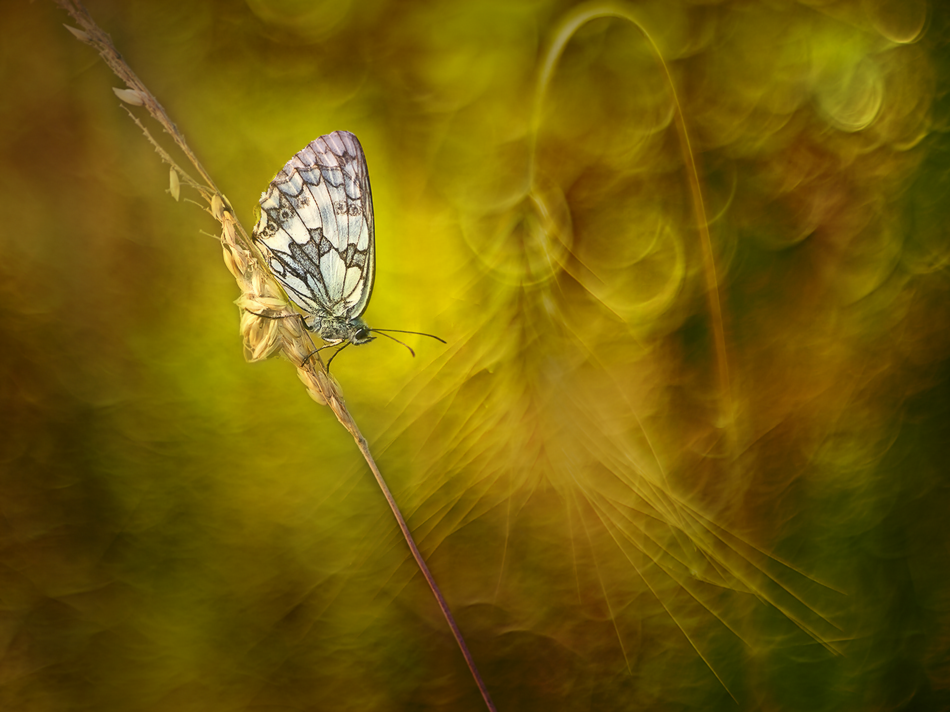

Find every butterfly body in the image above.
[252,131,377,347]
[312,314,374,346]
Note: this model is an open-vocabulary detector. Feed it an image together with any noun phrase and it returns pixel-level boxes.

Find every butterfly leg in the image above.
[323,342,351,372]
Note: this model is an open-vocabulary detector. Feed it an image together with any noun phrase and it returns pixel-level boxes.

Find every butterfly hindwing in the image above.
[252,131,376,335]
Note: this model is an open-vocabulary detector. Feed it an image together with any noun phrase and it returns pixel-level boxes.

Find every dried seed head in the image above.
[286,335,316,366]
[296,366,328,406]
[241,311,282,363]
[113,87,145,106]
[246,269,265,298]
[168,167,180,201]
[64,25,89,42]
[234,293,288,315]
[230,245,251,276]
[282,312,305,339]
[222,245,242,281]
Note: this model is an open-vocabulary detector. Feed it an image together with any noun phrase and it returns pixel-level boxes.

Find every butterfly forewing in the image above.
[252,131,376,339]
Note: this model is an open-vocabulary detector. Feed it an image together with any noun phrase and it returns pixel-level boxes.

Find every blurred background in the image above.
[2,0,949,710]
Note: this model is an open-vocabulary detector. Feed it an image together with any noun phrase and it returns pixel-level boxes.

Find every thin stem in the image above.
[529,1,734,438]
[353,427,497,712]
[53,2,497,709]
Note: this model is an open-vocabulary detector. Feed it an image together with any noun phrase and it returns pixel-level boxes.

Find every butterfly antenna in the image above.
[373,330,417,357]
[372,328,447,344]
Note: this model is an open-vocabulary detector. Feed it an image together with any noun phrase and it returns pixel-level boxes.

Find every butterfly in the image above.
[251,131,443,364]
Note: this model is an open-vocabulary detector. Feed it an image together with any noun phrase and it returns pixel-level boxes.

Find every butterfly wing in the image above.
[252,131,376,324]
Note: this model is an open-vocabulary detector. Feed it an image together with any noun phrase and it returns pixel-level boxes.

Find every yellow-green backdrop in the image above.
[1,1,948,710]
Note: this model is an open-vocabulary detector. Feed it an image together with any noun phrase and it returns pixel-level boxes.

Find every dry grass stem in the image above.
[53,1,496,709]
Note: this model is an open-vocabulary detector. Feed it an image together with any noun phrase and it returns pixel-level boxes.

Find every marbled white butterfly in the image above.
[252,131,442,363]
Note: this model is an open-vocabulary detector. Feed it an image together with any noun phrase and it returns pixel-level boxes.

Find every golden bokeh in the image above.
[1,1,948,710]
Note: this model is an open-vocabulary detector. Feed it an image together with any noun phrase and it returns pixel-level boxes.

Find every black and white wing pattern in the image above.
[252,131,376,345]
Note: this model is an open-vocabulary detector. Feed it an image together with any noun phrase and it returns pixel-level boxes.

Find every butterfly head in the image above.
[316,315,375,346]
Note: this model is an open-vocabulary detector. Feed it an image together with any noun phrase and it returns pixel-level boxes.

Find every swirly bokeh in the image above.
[1,1,947,710]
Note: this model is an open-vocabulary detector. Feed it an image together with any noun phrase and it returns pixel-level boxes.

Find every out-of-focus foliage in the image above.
[2,0,949,710]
